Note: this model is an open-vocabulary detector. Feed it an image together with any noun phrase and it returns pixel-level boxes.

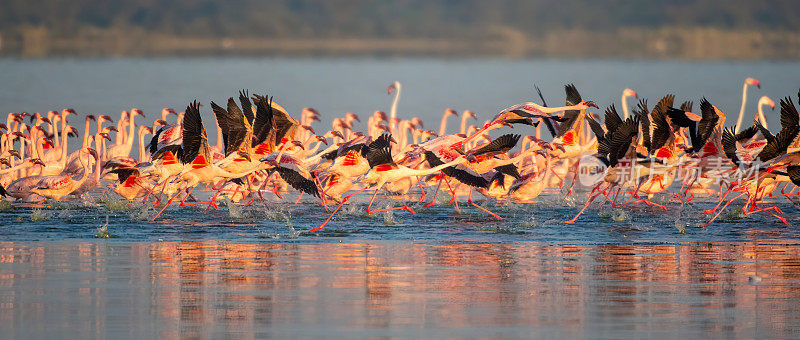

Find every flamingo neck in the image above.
[621,93,630,119]
[439,114,450,136]
[390,83,401,135]
[82,120,91,148]
[757,99,769,129]
[138,130,147,163]
[735,82,749,134]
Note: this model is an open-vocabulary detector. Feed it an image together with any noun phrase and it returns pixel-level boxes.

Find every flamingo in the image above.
[734,77,761,134]
[388,81,401,135]
[32,147,98,200]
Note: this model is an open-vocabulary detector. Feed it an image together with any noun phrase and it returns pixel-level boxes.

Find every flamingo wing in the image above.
[181,100,211,164]
[275,166,320,198]
[238,89,255,126]
[251,94,275,147]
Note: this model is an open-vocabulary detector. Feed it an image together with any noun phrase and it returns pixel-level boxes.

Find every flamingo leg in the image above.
[565,187,601,224]
[415,176,427,203]
[366,184,416,214]
[704,187,733,214]
[701,192,745,227]
[311,186,370,232]
[467,187,501,219]
[152,188,182,221]
[424,174,444,207]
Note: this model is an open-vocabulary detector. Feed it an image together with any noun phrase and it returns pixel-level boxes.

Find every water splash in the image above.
[0,200,13,211]
[30,208,51,221]
[93,215,119,238]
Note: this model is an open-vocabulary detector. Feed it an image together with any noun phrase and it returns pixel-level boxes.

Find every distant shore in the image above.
[3,27,800,59]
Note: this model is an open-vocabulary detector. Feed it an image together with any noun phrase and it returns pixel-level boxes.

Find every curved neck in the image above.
[82,120,91,148]
[735,82,749,134]
[621,94,630,120]
[390,84,401,135]
[138,129,148,163]
[757,99,769,129]
[439,114,451,136]
[460,115,469,135]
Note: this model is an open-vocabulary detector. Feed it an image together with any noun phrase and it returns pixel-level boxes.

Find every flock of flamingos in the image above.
[2,78,800,231]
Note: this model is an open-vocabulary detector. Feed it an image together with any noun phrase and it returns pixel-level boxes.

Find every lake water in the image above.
[1,58,800,338]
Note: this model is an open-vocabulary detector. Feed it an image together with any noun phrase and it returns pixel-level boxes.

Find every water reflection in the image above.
[1,241,800,338]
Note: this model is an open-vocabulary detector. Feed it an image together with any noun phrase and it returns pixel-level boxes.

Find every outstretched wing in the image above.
[557,84,582,137]
[181,100,211,164]
[276,166,320,198]
[425,151,488,188]
[238,89,255,126]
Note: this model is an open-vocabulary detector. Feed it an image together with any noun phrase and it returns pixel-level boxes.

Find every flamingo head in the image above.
[760,96,776,110]
[85,147,99,160]
[29,158,45,167]
[581,101,599,110]
[345,112,360,123]
[445,108,459,117]
[388,81,400,95]
[410,117,424,128]
[291,140,305,150]
[100,133,112,142]
[373,110,387,121]
[62,108,76,117]
[746,78,761,88]
[104,126,119,133]
[11,131,28,140]
[0,158,10,167]
[314,135,328,145]
[329,130,345,140]
[7,150,20,159]
[99,115,113,123]
[352,132,365,138]
[376,123,390,133]
[154,119,168,128]
[623,88,638,98]
[143,126,153,134]
[67,126,79,138]
[131,108,145,118]
[301,125,316,134]
[464,110,477,119]
[86,115,96,122]
[162,108,176,116]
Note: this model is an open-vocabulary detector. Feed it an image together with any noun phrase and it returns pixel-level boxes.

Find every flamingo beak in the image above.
[387,84,396,95]
[331,131,345,139]
[32,158,45,166]
[86,115,96,121]
[316,136,329,145]
[8,150,20,159]
[41,117,51,124]
[108,126,118,132]
[585,101,599,109]
[291,141,305,150]
[87,148,99,159]
[102,115,113,122]
[302,125,316,134]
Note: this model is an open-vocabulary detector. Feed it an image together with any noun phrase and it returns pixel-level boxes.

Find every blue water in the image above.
[1,58,800,338]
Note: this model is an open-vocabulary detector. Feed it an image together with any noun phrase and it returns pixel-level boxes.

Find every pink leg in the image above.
[701,193,745,227]
[467,187,501,219]
[424,175,444,207]
[311,186,370,232]
[365,185,416,214]
[566,187,601,224]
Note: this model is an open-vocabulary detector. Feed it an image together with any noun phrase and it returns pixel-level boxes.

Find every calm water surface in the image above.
[2,58,800,338]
